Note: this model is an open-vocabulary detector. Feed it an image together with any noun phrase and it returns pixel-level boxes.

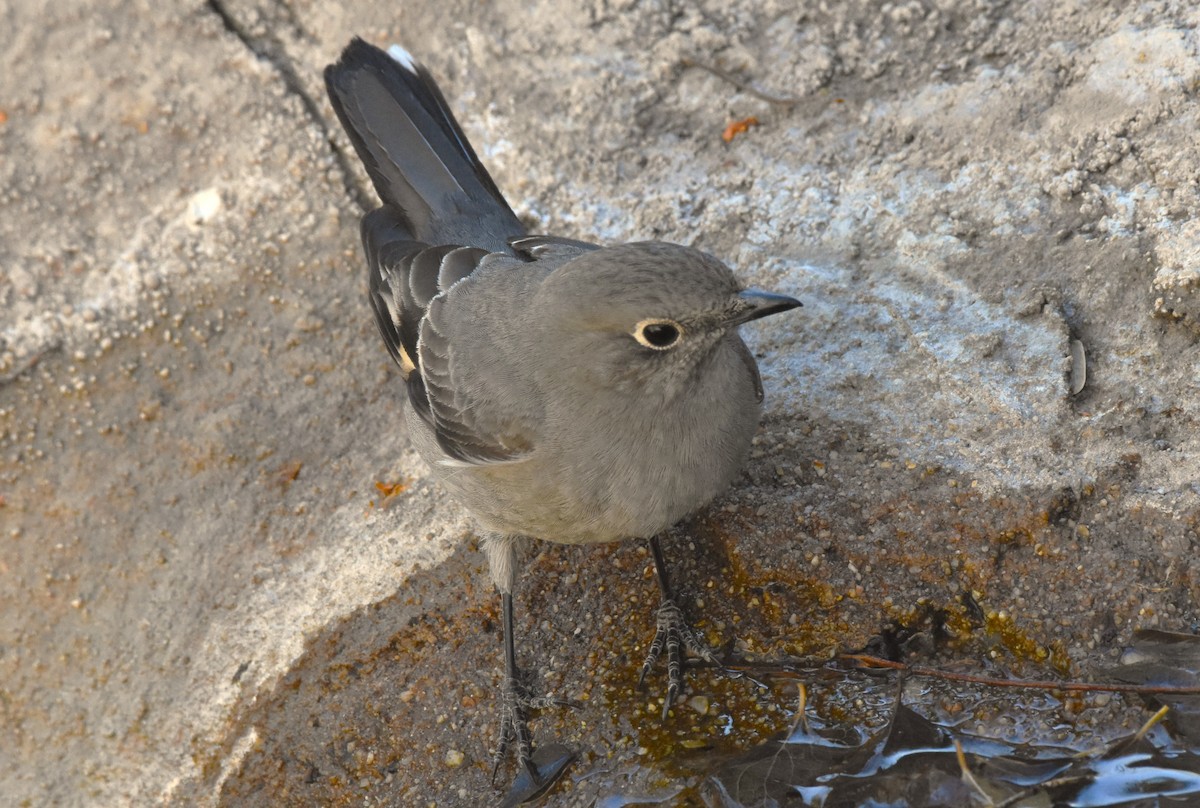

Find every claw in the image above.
[638,621,665,689]
[663,680,679,723]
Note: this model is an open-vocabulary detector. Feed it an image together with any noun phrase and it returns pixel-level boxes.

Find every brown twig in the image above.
[839,653,1200,695]
[680,57,804,106]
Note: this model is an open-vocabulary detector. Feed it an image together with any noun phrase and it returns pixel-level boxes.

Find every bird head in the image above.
[532,242,801,395]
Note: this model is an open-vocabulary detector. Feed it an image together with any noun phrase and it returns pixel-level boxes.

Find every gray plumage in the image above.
[325,37,801,785]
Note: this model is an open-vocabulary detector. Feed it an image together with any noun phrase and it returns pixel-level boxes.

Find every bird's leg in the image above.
[638,535,719,720]
[492,589,540,784]
[490,591,578,807]
[484,534,539,783]
[484,534,576,795]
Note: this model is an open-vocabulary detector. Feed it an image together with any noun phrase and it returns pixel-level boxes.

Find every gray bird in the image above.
[324,38,801,789]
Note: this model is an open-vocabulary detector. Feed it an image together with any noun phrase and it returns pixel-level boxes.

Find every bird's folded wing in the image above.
[365,208,542,465]
[417,260,543,465]
[365,208,481,377]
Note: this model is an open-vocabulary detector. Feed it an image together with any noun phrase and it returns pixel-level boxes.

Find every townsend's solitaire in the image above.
[324,38,802,791]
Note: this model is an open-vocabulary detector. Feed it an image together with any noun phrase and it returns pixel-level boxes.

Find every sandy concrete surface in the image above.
[2,0,1198,805]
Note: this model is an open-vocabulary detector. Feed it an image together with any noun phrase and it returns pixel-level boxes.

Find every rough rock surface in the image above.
[2,0,1198,804]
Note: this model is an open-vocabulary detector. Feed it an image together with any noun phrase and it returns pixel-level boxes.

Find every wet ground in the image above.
[198,576,1200,805]
[188,501,1200,806]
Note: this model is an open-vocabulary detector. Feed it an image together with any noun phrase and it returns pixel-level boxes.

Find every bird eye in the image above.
[633,319,683,350]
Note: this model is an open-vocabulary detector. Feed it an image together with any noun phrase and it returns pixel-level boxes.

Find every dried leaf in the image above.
[1109,629,1200,743]
[498,743,575,807]
[722,116,760,143]
[375,480,407,498]
[704,702,1200,807]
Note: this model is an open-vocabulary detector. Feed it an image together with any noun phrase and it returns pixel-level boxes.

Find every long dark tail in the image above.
[324,38,522,247]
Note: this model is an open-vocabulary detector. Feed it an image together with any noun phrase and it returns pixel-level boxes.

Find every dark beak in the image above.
[728,289,803,326]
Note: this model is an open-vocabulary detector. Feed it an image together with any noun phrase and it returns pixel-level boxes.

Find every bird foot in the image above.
[638,597,719,721]
[491,671,577,784]
[491,671,577,806]
[492,672,536,783]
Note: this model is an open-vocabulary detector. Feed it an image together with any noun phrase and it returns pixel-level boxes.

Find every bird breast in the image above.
[413,334,763,544]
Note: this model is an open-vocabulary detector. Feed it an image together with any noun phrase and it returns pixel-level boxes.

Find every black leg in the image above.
[648,533,674,599]
[490,591,578,807]
[482,535,577,804]
[638,535,718,721]
[493,590,539,783]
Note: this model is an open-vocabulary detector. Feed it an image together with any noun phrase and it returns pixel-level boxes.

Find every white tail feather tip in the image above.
[387,44,418,73]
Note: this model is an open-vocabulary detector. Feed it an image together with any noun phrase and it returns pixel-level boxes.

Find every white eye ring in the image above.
[633,318,684,350]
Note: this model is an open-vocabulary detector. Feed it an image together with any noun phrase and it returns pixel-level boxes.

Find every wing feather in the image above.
[417,291,531,464]
[409,244,456,308]
[438,246,490,290]
[364,211,580,466]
